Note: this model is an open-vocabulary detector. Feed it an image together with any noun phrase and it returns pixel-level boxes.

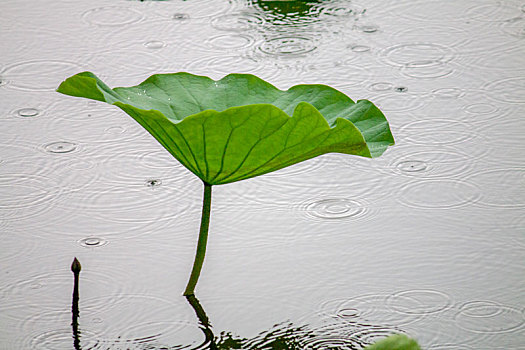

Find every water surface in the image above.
[1,0,524,349]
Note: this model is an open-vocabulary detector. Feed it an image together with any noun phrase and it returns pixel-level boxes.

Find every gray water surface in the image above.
[1,0,524,349]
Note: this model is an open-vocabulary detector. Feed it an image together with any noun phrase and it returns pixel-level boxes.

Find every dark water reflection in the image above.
[70,260,407,349]
[185,294,402,350]
[250,0,323,17]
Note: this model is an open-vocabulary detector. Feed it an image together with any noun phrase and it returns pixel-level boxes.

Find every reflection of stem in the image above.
[185,294,217,350]
[184,182,212,296]
[71,257,82,350]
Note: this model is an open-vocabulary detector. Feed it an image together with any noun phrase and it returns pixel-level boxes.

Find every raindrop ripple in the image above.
[454,301,525,333]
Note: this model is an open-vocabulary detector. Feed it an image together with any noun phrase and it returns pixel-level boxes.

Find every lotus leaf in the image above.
[363,334,421,350]
[57,72,393,185]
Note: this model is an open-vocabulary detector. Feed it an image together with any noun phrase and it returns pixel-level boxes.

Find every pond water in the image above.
[1,0,524,349]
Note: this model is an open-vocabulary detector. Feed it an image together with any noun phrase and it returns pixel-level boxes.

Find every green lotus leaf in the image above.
[57,72,394,185]
[364,334,421,350]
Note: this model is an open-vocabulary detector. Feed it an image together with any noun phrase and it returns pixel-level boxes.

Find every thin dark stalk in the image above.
[183,182,212,296]
[71,257,82,350]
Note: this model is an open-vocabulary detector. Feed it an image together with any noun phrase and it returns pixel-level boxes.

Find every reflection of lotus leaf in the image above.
[215,330,421,350]
[251,0,323,16]
[57,72,394,185]
[185,295,420,350]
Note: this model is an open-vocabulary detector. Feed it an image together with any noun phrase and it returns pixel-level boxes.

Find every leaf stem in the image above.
[184,181,212,296]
